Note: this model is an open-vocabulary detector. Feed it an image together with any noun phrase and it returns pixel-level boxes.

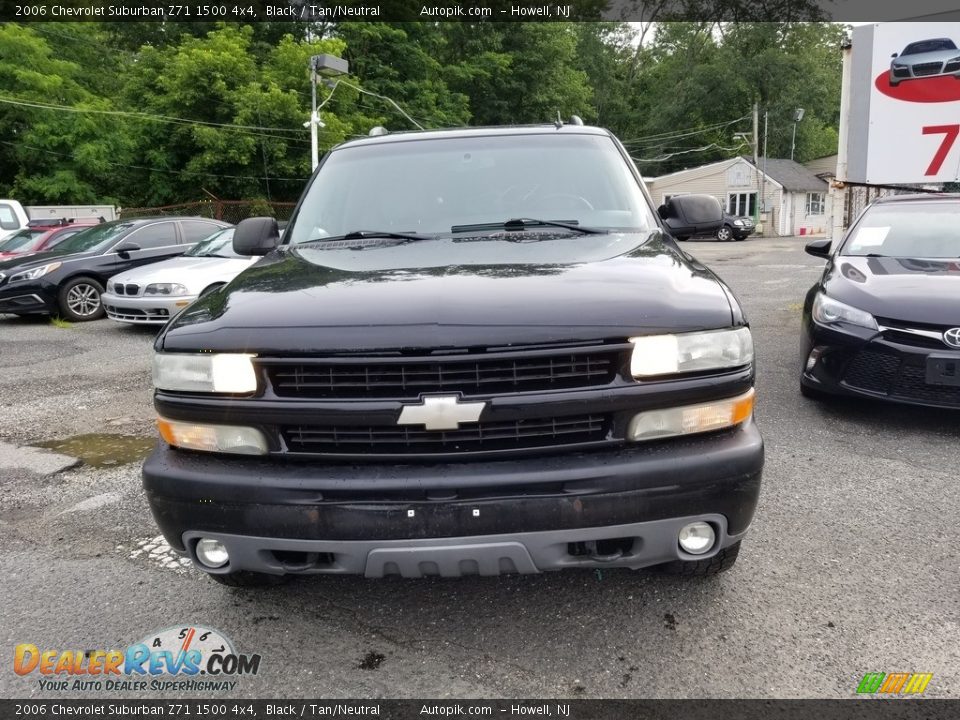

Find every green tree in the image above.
[0,24,132,203]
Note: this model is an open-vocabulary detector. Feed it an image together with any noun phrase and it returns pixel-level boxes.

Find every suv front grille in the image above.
[282,414,610,456]
[263,345,625,399]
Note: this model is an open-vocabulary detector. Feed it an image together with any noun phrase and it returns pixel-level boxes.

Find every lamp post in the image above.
[308,54,349,171]
[790,107,805,161]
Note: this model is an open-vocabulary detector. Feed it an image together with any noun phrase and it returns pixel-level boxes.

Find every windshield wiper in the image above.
[303,230,434,244]
[450,218,607,235]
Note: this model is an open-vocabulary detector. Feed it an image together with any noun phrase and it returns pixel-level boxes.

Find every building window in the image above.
[806,192,825,215]
[727,192,757,217]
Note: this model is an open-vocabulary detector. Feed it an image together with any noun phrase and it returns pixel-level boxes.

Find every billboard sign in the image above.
[847,22,960,184]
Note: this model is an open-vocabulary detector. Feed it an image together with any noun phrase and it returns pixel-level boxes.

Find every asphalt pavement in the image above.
[0,236,957,700]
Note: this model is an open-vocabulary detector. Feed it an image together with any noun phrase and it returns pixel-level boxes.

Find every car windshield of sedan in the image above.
[902,39,957,55]
[0,228,46,252]
[52,221,136,255]
[843,203,960,258]
[184,228,239,258]
[287,133,656,244]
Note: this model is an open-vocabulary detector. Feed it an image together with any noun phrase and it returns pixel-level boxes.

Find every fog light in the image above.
[805,347,823,372]
[195,538,229,568]
[678,522,715,555]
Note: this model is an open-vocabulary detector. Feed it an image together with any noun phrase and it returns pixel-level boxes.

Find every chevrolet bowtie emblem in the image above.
[396,395,486,431]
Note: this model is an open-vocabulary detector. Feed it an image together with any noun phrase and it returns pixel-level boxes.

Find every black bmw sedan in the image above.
[800,194,960,407]
[0,216,230,321]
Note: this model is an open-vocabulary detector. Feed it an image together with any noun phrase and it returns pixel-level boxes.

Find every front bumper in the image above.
[0,281,56,314]
[143,419,764,576]
[801,317,960,408]
[731,225,755,239]
[103,292,197,324]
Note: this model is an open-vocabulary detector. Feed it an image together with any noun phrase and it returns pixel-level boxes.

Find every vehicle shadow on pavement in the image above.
[807,395,960,435]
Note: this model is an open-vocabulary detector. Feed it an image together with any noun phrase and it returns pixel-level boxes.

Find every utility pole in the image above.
[752,102,760,225]
[762,110,768,226]
[831,37,854,243]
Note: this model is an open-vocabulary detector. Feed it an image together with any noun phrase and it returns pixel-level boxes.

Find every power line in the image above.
[620,115,751,146]
[630,141,750,164]
[0,95,307,137]
[319,80,425,130]
[0,140,309,183]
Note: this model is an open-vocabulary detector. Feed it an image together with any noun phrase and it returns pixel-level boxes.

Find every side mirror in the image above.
[805,239,832,259]
[115,243,139,259]
[658,195,724,239]
[233,217,280,256]
[891,52,898,58]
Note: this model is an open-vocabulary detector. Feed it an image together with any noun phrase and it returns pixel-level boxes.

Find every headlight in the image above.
[629,327,753,377]
[733,219,746,226]
[157,418,267,455]
[152,353,258,393]
[145,283,189,296]
[9,262,61,283]
[812,292,877,330]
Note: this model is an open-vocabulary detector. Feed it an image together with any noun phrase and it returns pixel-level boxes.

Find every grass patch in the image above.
[50,316,74,329]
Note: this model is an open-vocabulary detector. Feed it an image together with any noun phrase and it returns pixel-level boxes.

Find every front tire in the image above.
[652,541,741,576]
[207,571,291,588]
[716,225,733,242]
[58,276,105,321]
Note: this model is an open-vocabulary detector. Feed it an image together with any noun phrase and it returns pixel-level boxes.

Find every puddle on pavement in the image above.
[35,434,156,468]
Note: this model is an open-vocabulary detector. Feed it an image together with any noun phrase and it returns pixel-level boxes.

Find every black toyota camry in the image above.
[800,194,960,407]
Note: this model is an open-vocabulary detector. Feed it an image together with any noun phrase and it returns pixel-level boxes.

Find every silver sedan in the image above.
[102,228,256,325]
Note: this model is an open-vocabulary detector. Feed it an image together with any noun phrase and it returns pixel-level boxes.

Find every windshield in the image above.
[843,202,960,258]
[287,133,656,244]
[184,228,238,257]
[903,39,956,55]
[53,221,136,254]
[0,228,46,252]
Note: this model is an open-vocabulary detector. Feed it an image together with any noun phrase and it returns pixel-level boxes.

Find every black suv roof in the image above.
[335,124,612,151]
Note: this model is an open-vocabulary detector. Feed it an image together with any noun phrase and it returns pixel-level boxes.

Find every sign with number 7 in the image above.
[923,125,960,176]
[847,23,960,184]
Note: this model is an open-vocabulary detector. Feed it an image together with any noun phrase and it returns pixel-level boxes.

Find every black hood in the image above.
[824,255,960,325]
[159,232,737,354]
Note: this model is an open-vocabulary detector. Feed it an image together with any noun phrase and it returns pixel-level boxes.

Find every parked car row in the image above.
[0,216,232,322]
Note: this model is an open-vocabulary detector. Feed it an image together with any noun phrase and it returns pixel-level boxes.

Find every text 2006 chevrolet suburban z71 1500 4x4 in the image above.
[143,124,764,587]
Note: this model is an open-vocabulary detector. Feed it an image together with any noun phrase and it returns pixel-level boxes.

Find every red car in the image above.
[0,222,97,259]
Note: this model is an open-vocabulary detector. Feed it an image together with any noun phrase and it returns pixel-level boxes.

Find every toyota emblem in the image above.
[944,327,960,349]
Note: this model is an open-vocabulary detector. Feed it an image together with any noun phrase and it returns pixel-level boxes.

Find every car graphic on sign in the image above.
[889,37,960,87]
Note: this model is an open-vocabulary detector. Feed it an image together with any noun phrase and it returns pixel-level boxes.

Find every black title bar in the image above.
[1,700,959,720]
[2,0,960,22]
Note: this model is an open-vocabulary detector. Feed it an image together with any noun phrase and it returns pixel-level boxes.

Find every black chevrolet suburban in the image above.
[143,124,764,586]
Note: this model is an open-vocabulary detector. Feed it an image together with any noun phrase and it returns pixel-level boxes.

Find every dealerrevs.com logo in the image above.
[13,625,261,693]
[856,672,933,695]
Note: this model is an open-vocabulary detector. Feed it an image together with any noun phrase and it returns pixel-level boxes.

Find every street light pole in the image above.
[307,54,349,172]
[790,107,805,161]
[310,63,319,171]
